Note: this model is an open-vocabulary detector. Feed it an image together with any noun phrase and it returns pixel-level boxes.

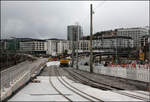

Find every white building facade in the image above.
[93,36,133,49]
[46,39,71,55]
[117,27,149,48]
[20,40,47,54]
[46,39,90,55]
[57,40,70,55]
[78,40,90,52]
[46,40,58,56]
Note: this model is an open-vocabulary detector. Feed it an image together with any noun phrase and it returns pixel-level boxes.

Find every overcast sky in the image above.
[1,1,149,39]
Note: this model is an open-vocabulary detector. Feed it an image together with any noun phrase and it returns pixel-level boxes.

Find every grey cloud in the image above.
[1,1,149,39]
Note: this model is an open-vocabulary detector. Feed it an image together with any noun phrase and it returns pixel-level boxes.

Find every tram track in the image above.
[64,68,149,101]
[55,67,104,102]
[49,65,102,101]
[134,91,150,97]
[48,66,72,102]
[53,66,102,102]
[112,90,150,101]
[64,68,116,90]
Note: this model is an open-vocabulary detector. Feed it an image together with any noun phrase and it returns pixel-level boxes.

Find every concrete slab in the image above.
[9,76,68,101]
[62,76,144,101]
[8,75,149,101]
[7,61,150,101]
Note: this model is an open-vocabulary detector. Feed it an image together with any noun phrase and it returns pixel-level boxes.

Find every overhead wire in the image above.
[93,0,106,12]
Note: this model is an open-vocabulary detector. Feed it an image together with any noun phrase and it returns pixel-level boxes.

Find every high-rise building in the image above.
[117,27,149,48]
[67,25,83,41]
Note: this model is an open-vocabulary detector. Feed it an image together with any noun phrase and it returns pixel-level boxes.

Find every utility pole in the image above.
[100,34,103,64]
[115,36,118,64]
[76,23,79,70]
[90,4,93,73]
[148,37,150,62]
[71,28,75,67]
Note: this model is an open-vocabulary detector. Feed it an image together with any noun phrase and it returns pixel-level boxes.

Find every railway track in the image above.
[51,65,104,102]
[48,66,71,102]
[134,91,150,96]
[55,67,104,102]
[64,68,150,101]
[64,68,117,90]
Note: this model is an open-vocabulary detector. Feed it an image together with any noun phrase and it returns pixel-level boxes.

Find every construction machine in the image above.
[59,56,70,67]
[48,56,58,61]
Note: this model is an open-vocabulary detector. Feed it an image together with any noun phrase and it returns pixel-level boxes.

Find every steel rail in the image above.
[56,67,104,102]
[113,91,150,101]
[71,69,124,89]
[65,68,149,101]
[48,67,72,102]
[53,66,95,102]
[133,91,150,96]
[64,68,114,90]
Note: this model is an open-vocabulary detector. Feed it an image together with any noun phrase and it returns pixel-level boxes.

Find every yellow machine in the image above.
[48,56,58,61]
[59,58,70,67]
[48,57,52,61]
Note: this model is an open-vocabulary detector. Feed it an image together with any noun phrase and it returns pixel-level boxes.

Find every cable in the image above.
[93,1,106,12]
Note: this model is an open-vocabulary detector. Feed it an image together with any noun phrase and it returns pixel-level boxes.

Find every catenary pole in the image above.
[76,23,79,70]
[71,28,75,67]
[90,4,93,73]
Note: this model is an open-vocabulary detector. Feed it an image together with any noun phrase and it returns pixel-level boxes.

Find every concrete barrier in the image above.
[73,58,149,83]
[78,64,149,83]
[117,67,127,78]
[100,67,108,75]
[136,68,150,82]
[0,58,47,101]
[126,67,137,80]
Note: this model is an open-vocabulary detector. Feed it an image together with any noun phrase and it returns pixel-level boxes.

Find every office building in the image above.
[20,39,47,54]
[46,39,71,55]
[93,36,133,50]
[67,25,83,41]
[117,27,149,48]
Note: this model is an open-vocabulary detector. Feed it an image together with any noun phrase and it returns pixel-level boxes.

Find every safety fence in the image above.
[75,64,150,83]
[0,58,47,101]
